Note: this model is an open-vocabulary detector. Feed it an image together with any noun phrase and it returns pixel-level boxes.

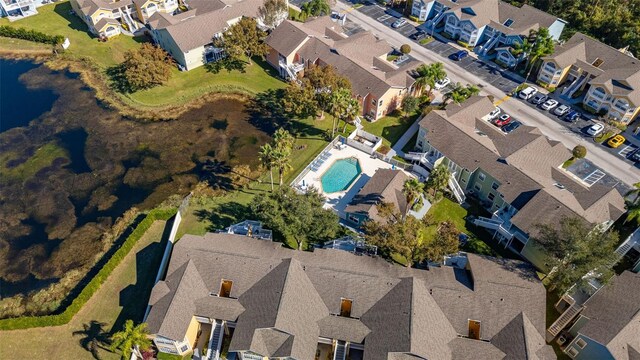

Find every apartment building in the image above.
[411,96,626,270]
[146,232,555,359]
[147,0,261,71]
[413,0,565,65]
[548,271,640,360]
[0,0,41,21]
[265,17,420,121]
[537,32,640,124]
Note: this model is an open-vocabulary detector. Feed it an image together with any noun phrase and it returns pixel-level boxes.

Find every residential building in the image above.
[320,236,378,256]
[147,0,262,71]
[146,231,556,359]
[411,96,626,270]
[615,228,640,273]
[344,168,410,226]
[70,0,137,38]
[537,32,640,124]
[265,17,420,121]
[414,0,565,64]
[0,0,41,21]
[548,271,640,360]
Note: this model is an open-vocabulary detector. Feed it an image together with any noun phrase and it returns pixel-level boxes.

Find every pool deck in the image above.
[294,144,407,218]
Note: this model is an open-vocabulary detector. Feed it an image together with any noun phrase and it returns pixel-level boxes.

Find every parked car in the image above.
[411,30,427,41]
[518,86,538,100]
[451,50,469,61]
[540,99,558,111]
[564,110,580,123]
[586,123,605,137]
[529,93,547,105]
[607,134,626,148]
[488,107,501,119]
[553,105,571,116]
[502,120,522,133]
[391,18,407,28]
[434,77,451,90]
[494,113,512,127]
[630,149,640,163]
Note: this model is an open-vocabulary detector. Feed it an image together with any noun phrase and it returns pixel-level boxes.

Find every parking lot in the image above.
[357,5,418,38]
[512,93,640,166]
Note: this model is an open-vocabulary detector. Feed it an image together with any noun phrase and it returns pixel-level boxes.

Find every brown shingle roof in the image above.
[146,233,553,358]
[344,169,410,221]
[580,271,640,355]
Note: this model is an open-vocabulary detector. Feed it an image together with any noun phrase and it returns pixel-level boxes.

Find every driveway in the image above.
[336,0,640,186]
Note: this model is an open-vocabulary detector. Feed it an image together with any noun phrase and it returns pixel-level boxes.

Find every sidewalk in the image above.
[391,118,421,157]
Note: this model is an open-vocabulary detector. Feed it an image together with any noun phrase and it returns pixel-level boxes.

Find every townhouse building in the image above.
[265,17,420,121]
[412,0,565,67]
[411,96,626,270]
[146,231,556,359]
[548,271,640,360]
[537,32,640,124]
[0,0,41,21]
[146,0,261,71]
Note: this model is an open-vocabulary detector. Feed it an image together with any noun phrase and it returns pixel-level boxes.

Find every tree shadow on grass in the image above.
[106,64,135,95]
[72,320,112,360]
[54,2,92,34]
[246,88,289,134]
[205,58,248,74]
[194,201,252,232]
[113,217,173,332]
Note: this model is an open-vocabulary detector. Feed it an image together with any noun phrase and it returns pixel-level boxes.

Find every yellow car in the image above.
[607,135,626,148]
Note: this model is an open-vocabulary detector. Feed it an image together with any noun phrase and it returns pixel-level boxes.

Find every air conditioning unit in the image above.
[557,335,567,345]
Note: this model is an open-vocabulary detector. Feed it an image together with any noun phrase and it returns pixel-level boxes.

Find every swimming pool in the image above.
[321,157,362,193]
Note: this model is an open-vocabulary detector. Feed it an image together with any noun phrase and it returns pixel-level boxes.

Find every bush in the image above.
[378,144,391,155]
[409,15,419,22]
[456,40,471,48]
[400,44,411,54]
[0,25,64,45]
[0,208,176,330]
[572,145,587,159]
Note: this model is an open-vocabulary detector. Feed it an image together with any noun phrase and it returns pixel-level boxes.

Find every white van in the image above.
[518,86,538,100]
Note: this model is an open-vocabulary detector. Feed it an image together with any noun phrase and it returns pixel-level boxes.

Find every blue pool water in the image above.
[321,158,362,193]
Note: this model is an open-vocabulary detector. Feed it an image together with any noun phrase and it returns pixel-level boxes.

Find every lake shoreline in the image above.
[0,49,256,122]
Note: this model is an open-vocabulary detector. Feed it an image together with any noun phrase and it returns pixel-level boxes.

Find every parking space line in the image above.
[618,145,636,157]
[583,169,606,186]
[377,14,392,22]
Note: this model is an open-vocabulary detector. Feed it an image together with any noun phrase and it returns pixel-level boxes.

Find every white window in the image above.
[371,98,377,106]
[478,172,486,182]
[566,347,579,358]
[180,344,189,352]
[491,182,499,190]
[488,193,495,201]
[576,338,587,349]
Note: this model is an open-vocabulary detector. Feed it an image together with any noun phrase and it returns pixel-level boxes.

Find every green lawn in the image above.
[0,1,141,68]
[0,220,168,360]
[362,112,418,147]
[123,59,286,108]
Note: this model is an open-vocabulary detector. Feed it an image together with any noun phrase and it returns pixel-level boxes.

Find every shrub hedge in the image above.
[0,25,65,45]
[0,208,176,330]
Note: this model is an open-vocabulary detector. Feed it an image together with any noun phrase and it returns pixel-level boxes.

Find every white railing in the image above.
[430,8,446,28]
[547,303,583,340]
[615,228,640,257]
[205,320,224,360]
[404,152,435,169]
[562,73,588,97]
[448,174,466,204]
[473,216,513,240]
[481,33,501,55]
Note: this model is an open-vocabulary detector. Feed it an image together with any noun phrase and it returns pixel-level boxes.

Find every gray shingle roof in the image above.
[579,271,640,357]
[345,169,410,221]
[418,96,625,235]
[146,233,553,358]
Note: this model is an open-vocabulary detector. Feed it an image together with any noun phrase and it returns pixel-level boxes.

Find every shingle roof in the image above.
[148,0,259,53]
[544,32,640,104]
[418,96,625,235]
[579,271,640,357]
[146,233,553,358]
[266,18,419,98]
[345,169,410,221]
[491,312,552,360]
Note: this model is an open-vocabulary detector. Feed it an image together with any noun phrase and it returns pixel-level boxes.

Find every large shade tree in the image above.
[257,0,288,30]
[533,217,620,293]
[251,186,340,249]
[215,17,269,65]
[121,44,172,91]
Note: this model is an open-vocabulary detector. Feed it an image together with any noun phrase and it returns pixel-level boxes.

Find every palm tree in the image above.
[110,320,152,360]
[329,88,357,137]
[510,38,533,67]
[426,164,451,200]
[273,128,295,150]
[414,62,447,98]
[272,145,292,185]
[625,182,640,224]
[523,28,555,81]
[443,83,479,105]
[259,143,276,191]
[403,178,425,214]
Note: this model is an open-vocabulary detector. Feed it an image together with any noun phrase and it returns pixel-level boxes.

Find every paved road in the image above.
[337,1,640,186]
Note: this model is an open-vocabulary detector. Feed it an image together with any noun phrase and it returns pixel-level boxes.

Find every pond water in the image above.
[0,59,270,297]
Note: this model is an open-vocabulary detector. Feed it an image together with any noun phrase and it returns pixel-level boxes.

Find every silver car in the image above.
[540,99,558,110]
[553,105,571,116]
